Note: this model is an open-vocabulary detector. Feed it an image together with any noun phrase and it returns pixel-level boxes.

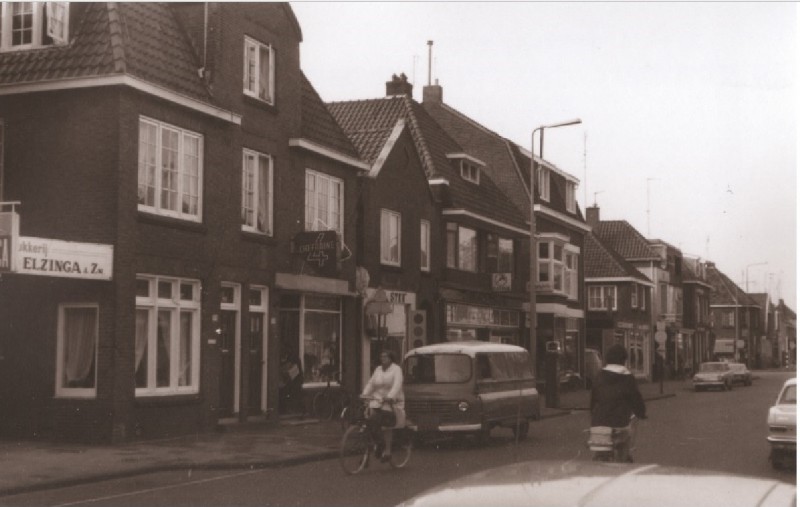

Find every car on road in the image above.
[397,460,796,507]
[692,362,734,391]
[767,377,796,469]
[729,362,752,386]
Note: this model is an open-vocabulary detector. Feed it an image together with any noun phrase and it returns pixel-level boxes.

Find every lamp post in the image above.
[529,118,581,379]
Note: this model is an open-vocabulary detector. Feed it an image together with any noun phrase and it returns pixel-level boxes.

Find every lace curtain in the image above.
[63,307,97,387]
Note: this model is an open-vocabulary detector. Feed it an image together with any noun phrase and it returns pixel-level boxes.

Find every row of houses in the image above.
[0,3,793,443]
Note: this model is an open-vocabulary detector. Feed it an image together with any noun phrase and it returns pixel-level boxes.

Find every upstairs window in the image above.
[420,220,430,272]
[588,285,617,311]
[566,182,576,213]
[243,36,275,104]
[631,284,639,308]
[380,209,401,266]
[0,2,69,51]
[241,149,273,235]
[487,234,514,273]
[460,160,480,184]
[305,170,343,233]
[445,223,477,272]
[538,238,579,298]
[138,117,203,222]
[538,166,550,201]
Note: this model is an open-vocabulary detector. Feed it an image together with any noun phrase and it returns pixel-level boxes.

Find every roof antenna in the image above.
[427,40,433,86]
[593,191,603,207]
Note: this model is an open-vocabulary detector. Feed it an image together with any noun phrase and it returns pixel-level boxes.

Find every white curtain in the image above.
[64,307,97,386]
[135,309,148,376]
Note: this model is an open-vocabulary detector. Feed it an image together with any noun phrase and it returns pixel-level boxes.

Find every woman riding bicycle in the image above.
[361,349,405,462]
[589,344,646,461]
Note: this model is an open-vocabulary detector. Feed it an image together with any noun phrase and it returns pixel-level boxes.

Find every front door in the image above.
[219,310,238,418]
[247,313,265,414]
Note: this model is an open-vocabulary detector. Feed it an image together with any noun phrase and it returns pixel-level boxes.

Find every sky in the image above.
[292,2,797,309]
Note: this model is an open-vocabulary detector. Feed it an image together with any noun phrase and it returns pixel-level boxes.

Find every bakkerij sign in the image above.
[16,236,113,280]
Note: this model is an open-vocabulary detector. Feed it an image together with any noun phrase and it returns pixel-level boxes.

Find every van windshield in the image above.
[404,354,472,384]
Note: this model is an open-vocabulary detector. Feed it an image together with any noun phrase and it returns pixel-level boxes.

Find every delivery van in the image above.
[403,341,540,441]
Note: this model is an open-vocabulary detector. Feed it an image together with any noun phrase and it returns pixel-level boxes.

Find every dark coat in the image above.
[590,369,646,427]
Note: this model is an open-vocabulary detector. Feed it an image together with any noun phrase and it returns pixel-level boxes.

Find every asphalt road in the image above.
[3,371,794,507]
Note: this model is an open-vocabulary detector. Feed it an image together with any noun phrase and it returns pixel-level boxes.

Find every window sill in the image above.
[241,230,278,246]
[135,393,202,407]
[380,264,404,273]
[137,212,207,234]
[242,94,278,114]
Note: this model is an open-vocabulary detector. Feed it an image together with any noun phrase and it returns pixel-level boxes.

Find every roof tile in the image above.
[593,221,660,260]
[585,233,652,281]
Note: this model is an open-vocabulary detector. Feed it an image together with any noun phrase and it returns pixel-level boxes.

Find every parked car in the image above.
[729,362,752,386]
[767,377,796,469]
[403,341,540,442]
[692,362,734,391]
[584,348,602,388]
[397,460,796,507]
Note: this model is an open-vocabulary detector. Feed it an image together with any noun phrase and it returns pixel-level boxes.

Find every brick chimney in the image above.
[586,206,600,230]
[423,79,443,105]
[386,73,413,97]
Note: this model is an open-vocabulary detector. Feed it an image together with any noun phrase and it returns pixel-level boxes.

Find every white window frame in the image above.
[564,249,579,300]
[55,303,99,398]
[538,166,550,202]
[243,36,275,105]
[420,219,430,272]
[457,225,478,272]
[304,170,344,234]
[538,239,576,296]
[460,160,480,184]
[137,116,204,222]
[241,149,273,235]
[248,286,269,412]
[135,275,201,396]
[631,284,639,308]
[380,209,402,266]
[588,285,617,311]
[0,2,69,51]
[566,182,576,213]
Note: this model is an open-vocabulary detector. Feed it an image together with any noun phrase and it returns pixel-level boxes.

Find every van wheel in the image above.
[511,420,529,441]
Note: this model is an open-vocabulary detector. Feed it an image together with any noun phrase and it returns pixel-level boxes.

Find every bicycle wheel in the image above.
[389,429,412,469]
[313,391,335,420]
[340,424,370,475]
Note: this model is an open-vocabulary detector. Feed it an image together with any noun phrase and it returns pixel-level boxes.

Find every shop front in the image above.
[361,288,418,386]
[445,301,522,345]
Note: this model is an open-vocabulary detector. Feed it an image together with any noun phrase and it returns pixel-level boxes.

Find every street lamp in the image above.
[529,118,582,378]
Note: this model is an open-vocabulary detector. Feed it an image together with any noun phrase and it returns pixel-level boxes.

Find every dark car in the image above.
[397,460,796,507]
[729,363,752,386]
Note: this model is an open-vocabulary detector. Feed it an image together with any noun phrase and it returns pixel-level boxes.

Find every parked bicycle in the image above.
[312,370,351,423]
[339,397,412,475]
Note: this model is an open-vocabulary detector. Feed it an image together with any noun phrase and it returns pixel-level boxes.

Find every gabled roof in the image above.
[747,293,770,311]
[299,73,360,159]
[585,233,652,282]
[327,95,529,231]
[0,3,210,102]
[707,265,759,307]
[593,221,661,261]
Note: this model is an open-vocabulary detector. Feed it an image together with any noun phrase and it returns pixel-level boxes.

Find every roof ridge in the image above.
[106,3,127,74]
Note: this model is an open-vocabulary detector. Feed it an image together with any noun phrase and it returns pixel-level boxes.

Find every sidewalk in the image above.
[0,380,682,498]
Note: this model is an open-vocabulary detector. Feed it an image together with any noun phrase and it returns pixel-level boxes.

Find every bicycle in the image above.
[339,397,412,475]
[312,370,351,422]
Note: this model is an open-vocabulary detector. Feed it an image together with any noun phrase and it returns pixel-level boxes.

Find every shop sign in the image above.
[291,230,339,277]
[16,236,113,280]
[492,273,512,292]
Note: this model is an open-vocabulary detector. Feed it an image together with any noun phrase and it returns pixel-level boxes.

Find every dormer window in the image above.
[243,36,275,104]
[447,153,485,185]
[538,166,550,201]
[0,2,69,52]
[460,160,480,184]
[566,182,576,212]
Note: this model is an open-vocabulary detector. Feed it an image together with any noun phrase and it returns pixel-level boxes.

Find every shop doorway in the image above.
[278,303,303,415]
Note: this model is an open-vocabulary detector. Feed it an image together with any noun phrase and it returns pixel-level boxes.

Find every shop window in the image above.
[135,275,201,395]
[138,117,203,222]
[241,149,273,235]
[628,332,646,375]
[243,36,275,104]
[305,170,343,233]
[420,220,430,272]
[380,209,401,266]
[56,304,98,398]
[1,2,69,51]
[302,295,341,385]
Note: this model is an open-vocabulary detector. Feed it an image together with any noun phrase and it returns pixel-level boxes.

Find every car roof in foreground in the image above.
[405,341,527,358]
[397,461,796,507]
[784,378,797,387]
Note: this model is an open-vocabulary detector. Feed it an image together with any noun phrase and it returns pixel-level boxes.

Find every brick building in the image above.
[707,263,761,366]
[0,3,366,442]
[681,257,713,373]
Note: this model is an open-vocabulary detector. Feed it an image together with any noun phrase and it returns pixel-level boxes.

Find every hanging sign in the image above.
[291,230,340,277]
[16,236,113,280]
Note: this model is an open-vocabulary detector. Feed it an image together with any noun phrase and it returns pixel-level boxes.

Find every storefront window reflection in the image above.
[303,296,340,384]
